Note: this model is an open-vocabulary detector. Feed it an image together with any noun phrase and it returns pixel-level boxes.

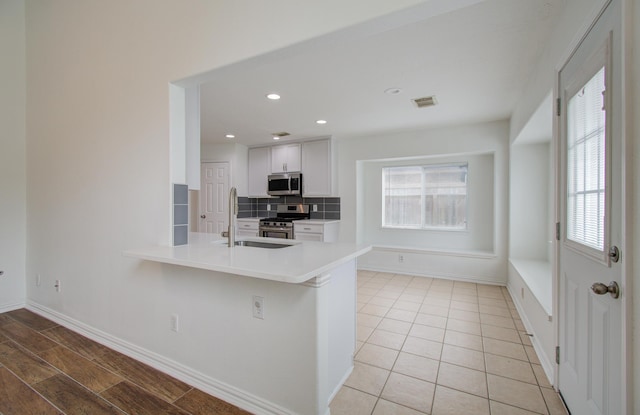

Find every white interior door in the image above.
[557,1,623,414]
[199,162,229,233]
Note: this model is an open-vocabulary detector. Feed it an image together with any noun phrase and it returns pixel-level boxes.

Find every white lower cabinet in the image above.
[294,221,339,242]
[236,218,339,241]
[295,231,324,242]
[236,218,260,237]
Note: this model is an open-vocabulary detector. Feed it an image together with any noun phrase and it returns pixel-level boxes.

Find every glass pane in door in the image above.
[566,66,606,251]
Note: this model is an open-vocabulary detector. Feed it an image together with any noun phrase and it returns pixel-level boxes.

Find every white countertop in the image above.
[124,232,370,284]
[295,219,340,224]
[236,217,262,222]
[236,217,340,225]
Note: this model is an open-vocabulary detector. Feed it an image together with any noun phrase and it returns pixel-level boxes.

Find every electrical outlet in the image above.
[253,295,264,319]
[267,205,271,211]
[170,314,179,332]
[398,255,404,263]
[54,280,61,292]
[36,273,41,287]
[313,204,318,212]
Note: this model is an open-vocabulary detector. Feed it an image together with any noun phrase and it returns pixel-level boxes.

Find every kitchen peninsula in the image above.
[125,233,371,415]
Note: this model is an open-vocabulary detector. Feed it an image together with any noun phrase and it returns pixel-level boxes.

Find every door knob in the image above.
[591,281,620,299]
[200,214,206,219]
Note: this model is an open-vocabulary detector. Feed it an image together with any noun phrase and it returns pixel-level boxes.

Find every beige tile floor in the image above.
[330,271,569,415]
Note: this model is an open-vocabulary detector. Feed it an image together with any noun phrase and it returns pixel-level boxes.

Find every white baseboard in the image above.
[371,245,497,259]
[357,265,506,286]
[0,301,26,313]
[505,285,555,386]
[328,363,353,404]
[26,301,297,415]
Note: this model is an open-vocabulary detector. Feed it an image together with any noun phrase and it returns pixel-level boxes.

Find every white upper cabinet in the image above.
[249,139,332,197]
[248,146,271,197]
[271,143,301,173]
[301,139,332,196]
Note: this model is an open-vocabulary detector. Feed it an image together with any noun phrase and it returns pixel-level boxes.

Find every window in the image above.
[566,66,606,251]
[382,163,468,230]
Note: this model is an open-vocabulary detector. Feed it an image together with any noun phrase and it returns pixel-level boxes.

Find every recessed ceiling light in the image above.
[225,134,235,139]
[266,93,281,100]
[273,136,280,140]
[316,119,327,125]
[384,87,403,95]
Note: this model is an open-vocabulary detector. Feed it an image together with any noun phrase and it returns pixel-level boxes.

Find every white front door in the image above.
[557,1,624,414]
[199,162,229,233]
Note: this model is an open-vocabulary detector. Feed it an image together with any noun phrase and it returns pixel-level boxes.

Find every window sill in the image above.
[373,245,496,259]
[381,226,468,233]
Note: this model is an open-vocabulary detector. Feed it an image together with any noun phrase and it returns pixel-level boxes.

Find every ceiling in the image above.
[199,0,563,147]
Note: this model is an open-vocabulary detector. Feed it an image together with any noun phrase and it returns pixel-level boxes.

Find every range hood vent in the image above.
[412,95,438,108]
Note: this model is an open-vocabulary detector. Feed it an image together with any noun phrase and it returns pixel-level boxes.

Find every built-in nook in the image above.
[507,92,556,378]
[509,142,553,316]
[349,120,509,285]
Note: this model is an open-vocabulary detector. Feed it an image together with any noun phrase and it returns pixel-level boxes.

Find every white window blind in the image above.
[383,163,467,230]
[566,66,606,251]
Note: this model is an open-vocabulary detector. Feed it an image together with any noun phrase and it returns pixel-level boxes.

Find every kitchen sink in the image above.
[233,240,293,249]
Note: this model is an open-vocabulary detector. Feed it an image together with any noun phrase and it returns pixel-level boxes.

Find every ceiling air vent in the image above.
[412,95,438,108]
[272,132,291,138]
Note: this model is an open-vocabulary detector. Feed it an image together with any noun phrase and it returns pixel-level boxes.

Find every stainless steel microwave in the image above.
[267,172,302,196]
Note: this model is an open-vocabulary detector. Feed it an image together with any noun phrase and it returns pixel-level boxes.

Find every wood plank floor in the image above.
[0,309,252,415]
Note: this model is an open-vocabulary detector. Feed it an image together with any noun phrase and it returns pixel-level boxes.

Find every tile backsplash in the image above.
[238,196,340,220]
[173,184,189,246]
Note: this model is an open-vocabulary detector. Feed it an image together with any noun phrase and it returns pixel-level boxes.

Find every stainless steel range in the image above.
[259,204,310,239]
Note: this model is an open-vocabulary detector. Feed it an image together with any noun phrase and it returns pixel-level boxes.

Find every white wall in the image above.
[185,85,201,190]
[509,0,607,143]
[509,142,551,261]
[22,0,428,413]
[0,0,26,311]
[339,120,509,284]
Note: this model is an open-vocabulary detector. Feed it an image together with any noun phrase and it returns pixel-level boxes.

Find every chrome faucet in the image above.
[223,187,238,247]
